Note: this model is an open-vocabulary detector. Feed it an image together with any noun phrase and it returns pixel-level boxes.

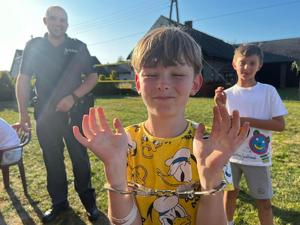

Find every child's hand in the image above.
[73,107,128,167]
[193,105,249,190]
[214,86,226,106]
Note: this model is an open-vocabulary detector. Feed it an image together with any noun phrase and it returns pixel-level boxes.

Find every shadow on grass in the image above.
[239,190,300,224]
[6,187,37,224]
[48,208,86,225]
[6,187,110,225]
[47,207,110,225]
[0,211,8,225]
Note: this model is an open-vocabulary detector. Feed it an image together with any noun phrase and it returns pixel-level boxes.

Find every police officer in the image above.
[16,6,108,223]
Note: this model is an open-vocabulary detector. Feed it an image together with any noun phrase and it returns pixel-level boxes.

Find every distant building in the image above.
[95,62,134,80]
[251,38,300,88]
[10,49,23,77]
[128,15,228,87]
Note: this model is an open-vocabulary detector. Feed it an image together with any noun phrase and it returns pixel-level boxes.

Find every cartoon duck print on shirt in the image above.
[147,195,191,225]
[249,130,270,163]
[165,148,193,183]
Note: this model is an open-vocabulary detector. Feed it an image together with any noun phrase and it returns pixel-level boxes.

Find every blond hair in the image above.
[131,27,203,74]
[233,44,264,64]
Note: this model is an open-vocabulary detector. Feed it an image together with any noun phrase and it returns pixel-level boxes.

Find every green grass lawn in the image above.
[0,94,299,225]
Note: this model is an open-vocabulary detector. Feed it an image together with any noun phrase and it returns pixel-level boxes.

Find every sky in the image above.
[1,0,300,71]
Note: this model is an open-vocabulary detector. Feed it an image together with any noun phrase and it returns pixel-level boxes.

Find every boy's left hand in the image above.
[193,105,249,190]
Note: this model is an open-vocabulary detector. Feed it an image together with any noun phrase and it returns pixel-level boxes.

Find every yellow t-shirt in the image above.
[126,121,200,225]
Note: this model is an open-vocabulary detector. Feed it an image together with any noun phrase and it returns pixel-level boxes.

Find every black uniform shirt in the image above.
[20,33,94,110]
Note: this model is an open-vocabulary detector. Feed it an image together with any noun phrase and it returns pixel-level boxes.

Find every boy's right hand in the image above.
[214,86,226,106]
[73,107,129,178]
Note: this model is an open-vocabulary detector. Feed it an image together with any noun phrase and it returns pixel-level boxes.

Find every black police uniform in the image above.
[20,34,97,212]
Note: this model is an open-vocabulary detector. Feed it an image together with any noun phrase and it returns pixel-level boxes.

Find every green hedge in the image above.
[93,82,137,96]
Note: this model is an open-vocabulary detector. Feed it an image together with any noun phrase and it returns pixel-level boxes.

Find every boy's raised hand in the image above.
[73,107,128,166]
[214,86,226,106]
[193,105,249,190]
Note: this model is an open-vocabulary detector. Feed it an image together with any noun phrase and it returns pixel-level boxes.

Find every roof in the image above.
[232,44,295,63]
[251,38,300,60]
[263,51,294,63]
[149,16,234,60]
[91,56,101,67]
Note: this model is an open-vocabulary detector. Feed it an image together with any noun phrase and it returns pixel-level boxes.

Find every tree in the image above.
[291,61,300,100]
[117,56,125,63]
[98,74,106,81]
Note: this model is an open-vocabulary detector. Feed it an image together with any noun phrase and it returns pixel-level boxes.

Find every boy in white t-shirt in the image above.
[215,44,287,225]
[0,118,21,166]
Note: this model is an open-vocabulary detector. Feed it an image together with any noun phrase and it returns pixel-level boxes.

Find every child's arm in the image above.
[240,116,285,132]
[193,105,249,225]
[73,107,142,225]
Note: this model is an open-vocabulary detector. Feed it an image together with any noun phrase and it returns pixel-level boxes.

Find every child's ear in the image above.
[190,74,203,96]
[232,60,237,70]
[135,73,141,94]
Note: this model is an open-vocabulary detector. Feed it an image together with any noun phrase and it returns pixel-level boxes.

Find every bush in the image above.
[0,71,15,101]
[98,74,106,81]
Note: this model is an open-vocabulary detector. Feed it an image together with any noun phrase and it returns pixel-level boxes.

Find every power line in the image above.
[193,0,300,23]
[88,0,300,48]
[88,31,146,46]
[74,4,169,35]
[70,0,168,29]
[69,0,169,33]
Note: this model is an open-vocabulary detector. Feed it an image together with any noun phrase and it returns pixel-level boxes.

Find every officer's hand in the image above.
[18,113,31,132]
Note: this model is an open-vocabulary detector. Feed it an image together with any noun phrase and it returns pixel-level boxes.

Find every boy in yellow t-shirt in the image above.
[73,27,249,225]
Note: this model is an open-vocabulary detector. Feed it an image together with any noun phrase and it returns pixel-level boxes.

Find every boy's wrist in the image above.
[105,161,128,189]
[199,170,223,191]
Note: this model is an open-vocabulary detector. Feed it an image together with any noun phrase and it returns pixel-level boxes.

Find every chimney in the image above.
[184,21,193,29]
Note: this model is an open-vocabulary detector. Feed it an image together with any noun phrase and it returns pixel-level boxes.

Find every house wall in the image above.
[206,58,228,71]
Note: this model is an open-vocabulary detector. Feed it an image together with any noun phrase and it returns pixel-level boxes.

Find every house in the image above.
[128,15,235,96]
[94,62,134,80]
[130,16,299,90]
[10,49,23,77]
[249,38,300,88]
[255,51,296,88]
[130,15,232,85]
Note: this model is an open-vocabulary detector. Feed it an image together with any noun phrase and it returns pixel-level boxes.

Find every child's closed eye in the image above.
[172,74,186,79]
[142,74,158,78]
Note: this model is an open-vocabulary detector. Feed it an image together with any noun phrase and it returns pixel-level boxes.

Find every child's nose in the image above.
[157,76,171,90]
[243,64,251,70]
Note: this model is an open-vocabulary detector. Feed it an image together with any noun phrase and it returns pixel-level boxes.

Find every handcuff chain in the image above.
[104,180,227,199]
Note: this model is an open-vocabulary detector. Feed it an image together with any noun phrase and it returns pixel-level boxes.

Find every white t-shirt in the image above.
[0,118,21,166]
[225,82,287,166]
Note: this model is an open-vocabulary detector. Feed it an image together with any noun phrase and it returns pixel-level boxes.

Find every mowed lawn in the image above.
[0,93,299,225]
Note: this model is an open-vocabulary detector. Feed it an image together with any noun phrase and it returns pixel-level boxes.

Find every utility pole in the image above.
[169,0,180,23]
